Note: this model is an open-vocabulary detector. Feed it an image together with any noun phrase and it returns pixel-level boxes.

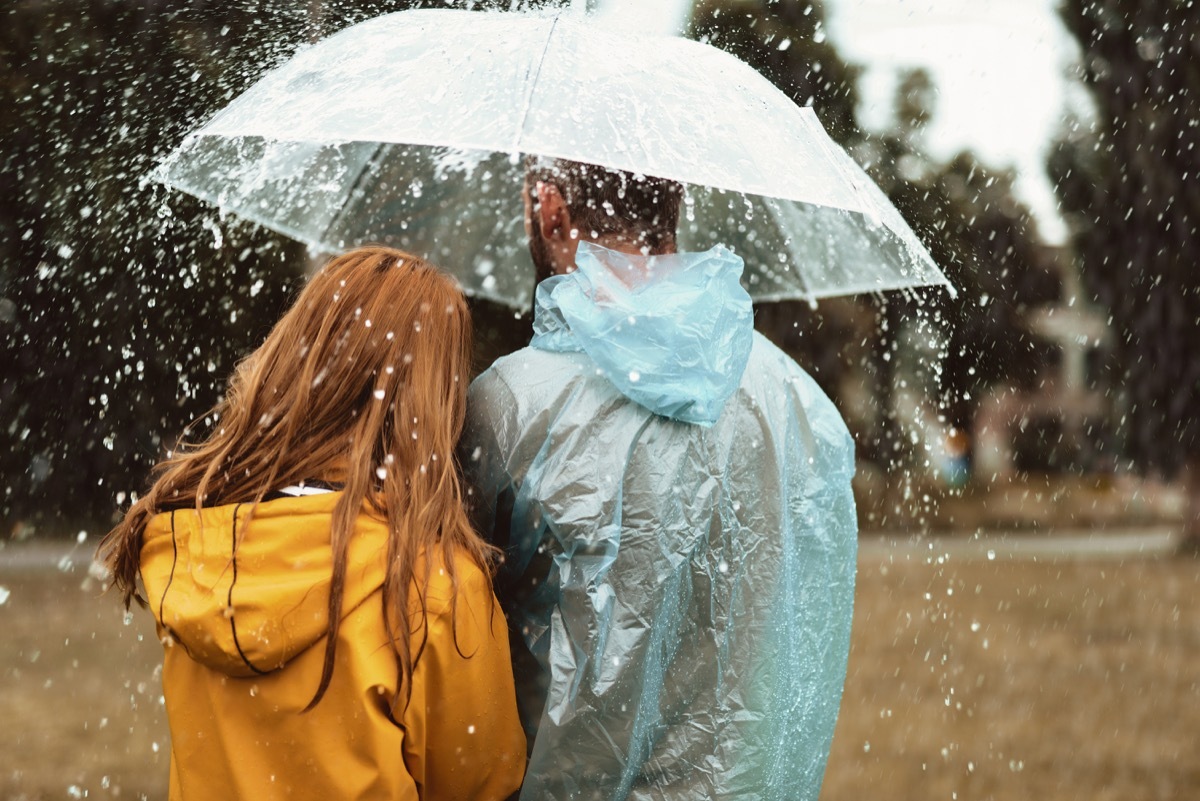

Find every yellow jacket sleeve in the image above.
[402,558,526,801]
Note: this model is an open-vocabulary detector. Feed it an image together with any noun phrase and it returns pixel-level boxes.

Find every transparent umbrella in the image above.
[153,7,953,310]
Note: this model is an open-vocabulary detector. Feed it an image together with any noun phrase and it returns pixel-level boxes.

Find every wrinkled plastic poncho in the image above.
[462,243,857,801]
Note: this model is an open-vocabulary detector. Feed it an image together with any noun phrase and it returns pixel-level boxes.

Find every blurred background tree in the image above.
[689,0,859,143]
[1051,0,1200,544]
[0,0,536,531]
[856,70,1059,447]
[4,0,1182,533]
[0,1,420,529]
[692,1,1059,487]
[1052,0,1200,477]
[2,2,303,529]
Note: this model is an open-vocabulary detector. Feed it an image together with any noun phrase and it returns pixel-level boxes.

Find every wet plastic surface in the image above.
[531,243,753,426]
[462,247,858,799]
[154,8,950,309]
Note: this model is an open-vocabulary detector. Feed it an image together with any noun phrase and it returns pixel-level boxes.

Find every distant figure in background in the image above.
[461,158,859,800]
[99,248,525,801]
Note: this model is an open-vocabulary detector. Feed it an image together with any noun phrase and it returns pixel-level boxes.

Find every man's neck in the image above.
[590,234,677,258]
[573,237,683,289]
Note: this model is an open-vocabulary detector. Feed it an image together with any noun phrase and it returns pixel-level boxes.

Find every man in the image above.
[461,158,857,801]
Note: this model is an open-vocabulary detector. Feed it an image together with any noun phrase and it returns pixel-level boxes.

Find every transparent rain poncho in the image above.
[462,243,858,801]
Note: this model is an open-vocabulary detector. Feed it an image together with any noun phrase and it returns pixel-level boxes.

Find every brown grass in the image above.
[2,548,1197,800]
[1,562,167,801]
[824,552,1200,801]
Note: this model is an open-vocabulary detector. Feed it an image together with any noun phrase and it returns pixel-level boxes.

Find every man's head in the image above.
[524,157,685,284]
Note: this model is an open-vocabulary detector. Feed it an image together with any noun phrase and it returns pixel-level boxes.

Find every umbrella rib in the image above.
[808,121,874,218]
[759,196,814,301]
[319,142,389,248]
[510,14,561,154]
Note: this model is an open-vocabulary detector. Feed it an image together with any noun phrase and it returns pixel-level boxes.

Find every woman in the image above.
[98,247,526,800]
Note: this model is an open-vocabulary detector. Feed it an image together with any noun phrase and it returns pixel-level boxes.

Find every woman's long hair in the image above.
[98,247,494,709]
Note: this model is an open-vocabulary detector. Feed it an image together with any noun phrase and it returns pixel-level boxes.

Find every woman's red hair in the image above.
[99,246,494,709]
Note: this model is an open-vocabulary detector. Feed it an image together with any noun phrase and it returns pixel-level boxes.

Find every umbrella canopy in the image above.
[154,8,952,310]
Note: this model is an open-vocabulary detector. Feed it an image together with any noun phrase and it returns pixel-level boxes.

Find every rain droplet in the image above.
[628,370,641,383]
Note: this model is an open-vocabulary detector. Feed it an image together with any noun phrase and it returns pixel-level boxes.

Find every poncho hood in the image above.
[531,242,754,427]
[140,493,387,677]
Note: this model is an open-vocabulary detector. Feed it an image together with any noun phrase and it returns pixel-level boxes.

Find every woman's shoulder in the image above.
[416,547,494,619]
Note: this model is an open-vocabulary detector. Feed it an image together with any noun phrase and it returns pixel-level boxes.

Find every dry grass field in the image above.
[823,547,1199,801]
[3,540,1198,801]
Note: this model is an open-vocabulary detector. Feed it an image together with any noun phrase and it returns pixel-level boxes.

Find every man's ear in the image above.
[535,181,572,244]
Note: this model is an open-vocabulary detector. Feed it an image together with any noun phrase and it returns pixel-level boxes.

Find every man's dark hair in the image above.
[525,156,684,254]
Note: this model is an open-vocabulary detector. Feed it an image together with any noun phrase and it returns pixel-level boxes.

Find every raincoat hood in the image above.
[139,492,526,801]
[140,493,386,677]
[531,242,753,427]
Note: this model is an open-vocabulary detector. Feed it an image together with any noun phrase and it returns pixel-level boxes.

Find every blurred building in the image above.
[973,246,1112,479]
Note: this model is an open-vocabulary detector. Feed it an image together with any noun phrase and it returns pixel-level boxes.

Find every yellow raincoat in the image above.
[139,492,526,800]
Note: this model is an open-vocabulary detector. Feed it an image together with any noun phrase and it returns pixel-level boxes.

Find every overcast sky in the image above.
[594,0,1086,243]
[821,0,1088,243]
